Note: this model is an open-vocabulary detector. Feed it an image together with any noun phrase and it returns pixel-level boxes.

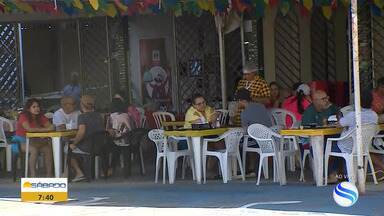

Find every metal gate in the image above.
[311,8,336,81]
[274,9,301,89]
[175,14,221,113]
[0,24,21,109]
[225,28,243,99]
[372,12,384,82]
[79,17,111,110]
[358,4,373,89]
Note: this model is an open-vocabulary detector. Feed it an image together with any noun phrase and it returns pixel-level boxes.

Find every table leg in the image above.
[52,137,61,178]
[310,136,324,186]
[25,138,30,177]
[278,139,287,185]
[6,145,11,172]
[191,137,202,184]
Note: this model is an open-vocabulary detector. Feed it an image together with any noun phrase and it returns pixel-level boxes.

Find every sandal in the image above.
[72,175,86,182]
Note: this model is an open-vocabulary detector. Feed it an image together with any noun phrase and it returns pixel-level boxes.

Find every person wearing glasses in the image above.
[184,93,218,129]
[53,96,81,130]
[301,90,339,127]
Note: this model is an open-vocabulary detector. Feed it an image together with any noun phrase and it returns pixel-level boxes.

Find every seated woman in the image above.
[266,82,283,109]
[184,93,218,128]
[282,83,312,127]
[15,98,54,177]
[69,95,105,182]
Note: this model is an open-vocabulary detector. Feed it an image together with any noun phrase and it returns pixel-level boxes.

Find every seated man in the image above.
[301,90,339,182]
[236,88,272,174]
[184,93,218,129]
[53,96,80,130]
[237,88,272,130]
[336,90,382,180]
[302,90,338,126]
[69,95,105,182]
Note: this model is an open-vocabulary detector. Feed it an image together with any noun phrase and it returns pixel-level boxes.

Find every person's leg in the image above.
[21,143,38,177]
[71,157,84,178]
[39,142,53,177]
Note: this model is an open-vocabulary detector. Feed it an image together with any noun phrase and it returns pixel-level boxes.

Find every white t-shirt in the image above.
[337,109,378,153]
[52,108,81,128]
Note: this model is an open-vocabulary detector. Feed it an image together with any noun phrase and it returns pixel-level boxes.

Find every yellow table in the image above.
[25,130,77,178]
[279,124,384,186]
[164,128,229,184]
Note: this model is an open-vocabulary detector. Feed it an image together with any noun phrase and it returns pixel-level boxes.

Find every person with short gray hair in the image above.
[233,62,270,126]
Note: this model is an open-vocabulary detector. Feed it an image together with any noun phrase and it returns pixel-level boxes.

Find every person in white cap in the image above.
[234,62,270,126]
[282,83,312,127]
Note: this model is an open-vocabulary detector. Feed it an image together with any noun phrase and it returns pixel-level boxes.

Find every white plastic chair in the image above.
[0,117,14,172]
[324,124,378,185]
[215,109,229,126]
[148,129,195,184]
[242,133,276,180]
[271,109,299,172]
[248,124,301,185]
[202,128,245,183]
[340,105,354,116]
[152,111,176,129]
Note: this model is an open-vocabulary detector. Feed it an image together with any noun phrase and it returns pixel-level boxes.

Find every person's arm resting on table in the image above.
[70,124,85,150]
[22,121,54,133]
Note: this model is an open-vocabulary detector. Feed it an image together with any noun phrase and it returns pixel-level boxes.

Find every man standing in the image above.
[53,96,81,130]
[234,62,270,126]
[62,72,81,103]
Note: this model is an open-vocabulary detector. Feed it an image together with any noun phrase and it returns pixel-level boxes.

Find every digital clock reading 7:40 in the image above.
[38,194,54,201]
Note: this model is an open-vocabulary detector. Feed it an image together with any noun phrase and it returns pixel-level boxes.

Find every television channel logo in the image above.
[333,182,359,207]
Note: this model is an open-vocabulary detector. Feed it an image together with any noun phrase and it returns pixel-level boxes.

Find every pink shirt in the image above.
[16,113,49,136]
[282,96,311,127]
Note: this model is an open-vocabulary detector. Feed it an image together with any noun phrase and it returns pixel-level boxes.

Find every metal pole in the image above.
[76,19,83,90]
[217,15,227,109]
[240,13,246,67]
[347,9,353,104]
[172,14,180,113]
[351,0,365,194]
[370,10,375,88]
[17,23,25,104]
[105,17,113,100]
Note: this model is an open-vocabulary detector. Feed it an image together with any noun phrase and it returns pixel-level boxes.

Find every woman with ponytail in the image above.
[282,84,312,127]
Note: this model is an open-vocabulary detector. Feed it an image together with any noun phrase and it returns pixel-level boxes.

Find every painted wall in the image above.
[128,14,175,109]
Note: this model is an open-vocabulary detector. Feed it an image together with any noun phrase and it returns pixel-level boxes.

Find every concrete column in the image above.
[263,7,277,83]
[299,13,312,82]
[334,7,349,81]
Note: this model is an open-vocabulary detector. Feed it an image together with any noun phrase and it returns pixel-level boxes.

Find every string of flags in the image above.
[0,0,383,19]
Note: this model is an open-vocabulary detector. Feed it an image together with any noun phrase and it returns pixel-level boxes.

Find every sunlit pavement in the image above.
[0,175,383,216]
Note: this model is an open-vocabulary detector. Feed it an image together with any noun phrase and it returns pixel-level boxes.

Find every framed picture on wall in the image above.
[189,59,202,77]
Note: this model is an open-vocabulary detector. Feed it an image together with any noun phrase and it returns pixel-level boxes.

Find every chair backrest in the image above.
[221,128,243,153]
[340,105,354,116]
[270,108,297,129]
[148,129,166,154]
[152,111,176,129]
[0,117,14,147]
[350,124,378,155]
[247,124,278,154]
[215,109,229,126]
